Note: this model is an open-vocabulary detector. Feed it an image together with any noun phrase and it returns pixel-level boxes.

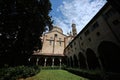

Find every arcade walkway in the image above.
[25,70,89,80]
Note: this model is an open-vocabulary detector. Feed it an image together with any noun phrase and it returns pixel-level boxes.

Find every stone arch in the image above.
[98,41,120,73]
[30,57,36,65]
[70,56,73,67]
[38,57,44,66]
[86,48,100,70]
[54,57,60,66]
[46,57,52,66]
[78,52,87,69]
[66,57,71,67]
[66,57,69,67]
[62,57,66,66]
[73,54,79,67]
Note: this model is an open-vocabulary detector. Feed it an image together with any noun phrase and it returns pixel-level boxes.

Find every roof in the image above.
[33,53,65,56]
[51,26,63,33]
[43,29,67,37]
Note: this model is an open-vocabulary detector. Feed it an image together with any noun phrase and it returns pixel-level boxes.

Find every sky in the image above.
[49,0,107,35]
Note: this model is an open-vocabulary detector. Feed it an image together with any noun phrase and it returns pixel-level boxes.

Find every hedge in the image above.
[0,65,40,80]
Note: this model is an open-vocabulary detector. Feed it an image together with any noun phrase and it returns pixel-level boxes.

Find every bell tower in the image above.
[72,23,77,36]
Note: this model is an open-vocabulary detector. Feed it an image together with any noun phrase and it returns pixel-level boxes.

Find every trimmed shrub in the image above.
[65,68,103,80]
[0,65,41,80]
[41,66,65,70]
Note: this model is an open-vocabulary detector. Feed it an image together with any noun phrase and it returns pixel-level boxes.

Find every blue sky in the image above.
[49,0,107,35]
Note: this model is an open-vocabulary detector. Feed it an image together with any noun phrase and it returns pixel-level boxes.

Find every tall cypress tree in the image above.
[0,0,53,66]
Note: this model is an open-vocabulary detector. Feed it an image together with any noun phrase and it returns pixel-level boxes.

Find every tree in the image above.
[0,0,53,66]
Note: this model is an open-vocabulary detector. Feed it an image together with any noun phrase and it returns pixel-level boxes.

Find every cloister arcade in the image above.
[64,3,120,75]
[29,55,66,68]
[65,41,120,74]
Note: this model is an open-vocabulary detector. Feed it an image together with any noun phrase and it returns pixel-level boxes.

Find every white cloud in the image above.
[52,0,107,35]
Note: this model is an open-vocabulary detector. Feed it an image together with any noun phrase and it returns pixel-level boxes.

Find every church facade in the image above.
[29,24,77,67]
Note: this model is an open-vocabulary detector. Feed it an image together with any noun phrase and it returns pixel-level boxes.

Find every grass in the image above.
[25,70,90,80]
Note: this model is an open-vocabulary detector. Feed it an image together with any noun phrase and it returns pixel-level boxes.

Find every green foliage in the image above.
[41,65,66,70]
[0,0,53,66]
[41,66,60,70]
[66,68,101,75]
[0,65,41,80]
[65,68,103,80]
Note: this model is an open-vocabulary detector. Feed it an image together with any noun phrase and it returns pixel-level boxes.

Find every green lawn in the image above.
[25,70,90,80]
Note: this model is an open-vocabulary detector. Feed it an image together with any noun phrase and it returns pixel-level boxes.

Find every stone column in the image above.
[28,57,31,65]
[44,58,47,67]
[59,58,62,69]
[36,58,39,66]
[52,58,54,68]
[28,57,31,62]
